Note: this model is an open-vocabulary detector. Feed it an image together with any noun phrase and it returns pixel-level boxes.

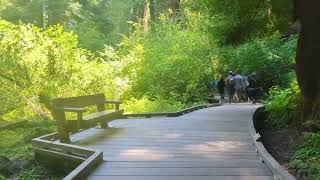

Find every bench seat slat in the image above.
[83,110,124,121]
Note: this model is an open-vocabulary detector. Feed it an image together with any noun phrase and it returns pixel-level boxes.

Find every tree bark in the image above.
[171,0,180,19]
[143,1,150,32]
[149,0,155,22]
[294,0,320,122]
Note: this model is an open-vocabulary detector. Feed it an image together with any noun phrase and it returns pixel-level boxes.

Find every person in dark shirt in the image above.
[225,72,236,104]
[247,73,261,104]
[217,77,226,100]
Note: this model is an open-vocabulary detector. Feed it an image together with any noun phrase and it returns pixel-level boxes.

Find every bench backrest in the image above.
[52,94,106,108]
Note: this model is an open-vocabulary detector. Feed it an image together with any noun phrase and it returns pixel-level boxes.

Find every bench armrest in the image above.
[55,107,86,113]
[105,100,122,110]
[104,100,122,104]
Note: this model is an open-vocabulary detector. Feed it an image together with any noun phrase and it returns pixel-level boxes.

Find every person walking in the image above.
[233,74,244,103]
[217,77,226,101]
[247,73,261,104]
[225,72,236,104]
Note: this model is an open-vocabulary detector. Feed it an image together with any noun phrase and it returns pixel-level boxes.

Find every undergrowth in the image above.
[16,166,63,180]
[0,120,56,158]
[265,81,302,128]
[265,80,320,179]
[122,97,199,113]
[290,133,320,180]
[0,120,57,179]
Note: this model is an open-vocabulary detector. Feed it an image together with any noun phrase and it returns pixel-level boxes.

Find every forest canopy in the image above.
[0,0,297,121]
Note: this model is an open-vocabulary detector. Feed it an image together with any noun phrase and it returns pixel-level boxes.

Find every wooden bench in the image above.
[51,94,123,143]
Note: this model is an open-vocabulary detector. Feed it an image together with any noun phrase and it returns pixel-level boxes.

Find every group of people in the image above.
[216,72,262,104]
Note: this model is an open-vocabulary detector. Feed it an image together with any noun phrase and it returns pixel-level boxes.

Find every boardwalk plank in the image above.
[89,176,273,180]
[91,167,272,176]
[97,161,266,168]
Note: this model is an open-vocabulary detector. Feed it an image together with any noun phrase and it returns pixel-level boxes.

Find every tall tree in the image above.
[149,0,155,22]
[171,0,180,19]
[143,0,150,32]
[294,0,320,124]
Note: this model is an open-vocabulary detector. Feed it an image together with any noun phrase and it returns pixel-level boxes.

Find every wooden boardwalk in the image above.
[72,104,273,180]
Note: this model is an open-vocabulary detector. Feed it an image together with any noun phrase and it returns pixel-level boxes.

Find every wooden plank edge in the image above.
[123,102,222,119]
[63,150,103,180]
[32,134,103,180]
[250,107,296,180]
[32,140,93,157]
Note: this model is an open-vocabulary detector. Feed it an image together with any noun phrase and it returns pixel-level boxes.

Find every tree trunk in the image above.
[171,0,180,19]
[149,0,155,22]
[143,1,150,32]
[294,0,320,122]
[42,1,48,28]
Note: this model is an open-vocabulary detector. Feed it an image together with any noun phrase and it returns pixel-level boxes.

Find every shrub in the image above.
[122,97,185,113]
[116,12,213,104]
[0,20,123,121]
[0,120,56,158]
[290,133,320,180]
[265,81,302,128]
[16,166,63,180]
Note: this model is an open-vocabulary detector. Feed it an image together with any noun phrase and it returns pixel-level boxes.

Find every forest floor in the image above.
[0,120,62,179]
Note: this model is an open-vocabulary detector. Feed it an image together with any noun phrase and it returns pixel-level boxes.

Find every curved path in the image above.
[72,104,273,180]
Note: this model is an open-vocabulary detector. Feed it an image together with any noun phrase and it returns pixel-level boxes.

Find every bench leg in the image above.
[59,131,71,143]
[100,119,109,128]
[57,121,71,143]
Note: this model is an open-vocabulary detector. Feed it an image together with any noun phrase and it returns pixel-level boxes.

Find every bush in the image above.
[290,133,320,180]
[16,166,63,180]
[0,20,124,121]
[0,120,55,158]
[265,81,302,128]
[122,97,185,113]
[115,11,213,104]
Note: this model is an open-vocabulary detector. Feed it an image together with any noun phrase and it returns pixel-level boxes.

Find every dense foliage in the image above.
[213,37,297,90]
[0,0,299,138]
[0,120,55,158]
[120,16,213,103]
[290,133,320,179]
[0,21,123,121]
[265,81,302,128]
